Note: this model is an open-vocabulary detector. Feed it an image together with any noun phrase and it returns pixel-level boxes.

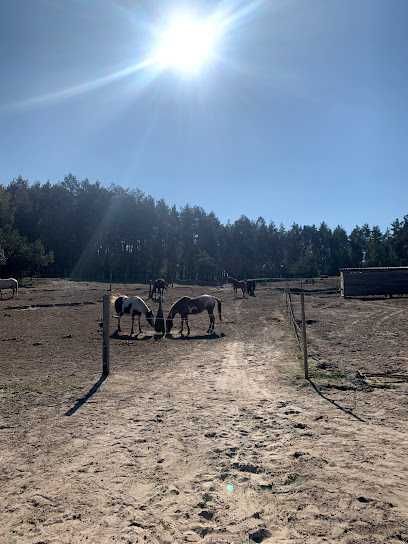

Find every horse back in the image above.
[0,278,18,289]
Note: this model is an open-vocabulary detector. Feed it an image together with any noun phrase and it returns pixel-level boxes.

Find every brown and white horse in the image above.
[114,295,155,336]
[228,276,247,298]
[0,278,18,298]
[166,295,222,336]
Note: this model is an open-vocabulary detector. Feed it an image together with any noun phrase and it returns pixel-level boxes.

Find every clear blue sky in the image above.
[0,0,407,231]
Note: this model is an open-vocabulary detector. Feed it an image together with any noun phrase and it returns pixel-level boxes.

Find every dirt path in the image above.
[1,284,408,543]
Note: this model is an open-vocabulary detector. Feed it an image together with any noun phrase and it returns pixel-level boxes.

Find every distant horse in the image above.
[246,279,256,297]
[166,295,222,336]
[150,278,168,300]
[228,277,247,298]
[0,278,18,298]
[114,295,155,336]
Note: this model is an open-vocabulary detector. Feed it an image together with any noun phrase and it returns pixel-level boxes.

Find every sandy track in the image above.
[1,281,408,543]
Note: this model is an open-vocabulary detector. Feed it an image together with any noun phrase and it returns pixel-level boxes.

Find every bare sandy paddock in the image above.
[0,280,407,543]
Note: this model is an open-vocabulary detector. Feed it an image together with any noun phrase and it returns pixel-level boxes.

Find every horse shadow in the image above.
[110,330,157,341]
[166,332,225,341]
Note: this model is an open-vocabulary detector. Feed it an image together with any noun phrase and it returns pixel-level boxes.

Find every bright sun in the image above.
[153,12,222,74]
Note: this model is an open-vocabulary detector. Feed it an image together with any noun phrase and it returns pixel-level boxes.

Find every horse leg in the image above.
[117,315,122,333]
[186,317,190,336]
[138,314,142,334]
[206,313,211,334]
[130,315,135,336]
[207,311,215,334]
[179,318,184,335]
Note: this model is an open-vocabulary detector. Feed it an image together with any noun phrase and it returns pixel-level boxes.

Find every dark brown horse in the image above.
[149,278,168,300]
[228,276,247,298]
[246,279,256,297]
[166,295,222,336]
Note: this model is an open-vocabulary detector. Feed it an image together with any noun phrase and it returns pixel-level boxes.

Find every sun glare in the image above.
[153,12,222,74]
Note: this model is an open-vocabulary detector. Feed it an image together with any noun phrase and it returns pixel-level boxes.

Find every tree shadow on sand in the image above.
[65,373,108,416]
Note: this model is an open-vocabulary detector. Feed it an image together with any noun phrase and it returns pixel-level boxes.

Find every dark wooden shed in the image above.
[340,267,408,297]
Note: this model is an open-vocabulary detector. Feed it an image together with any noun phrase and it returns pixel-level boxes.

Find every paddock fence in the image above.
[284,288,309,379]
[283,283,408,396]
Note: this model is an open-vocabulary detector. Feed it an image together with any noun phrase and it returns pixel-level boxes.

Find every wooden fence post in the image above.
[300,292,308,379]
[102,294,110,376]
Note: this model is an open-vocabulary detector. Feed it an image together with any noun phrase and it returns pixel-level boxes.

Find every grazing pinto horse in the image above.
[150,278,168,300]
[114,295,155,336]
[228,276,247,298]
[166,295,222,336]
[0,278,18,298]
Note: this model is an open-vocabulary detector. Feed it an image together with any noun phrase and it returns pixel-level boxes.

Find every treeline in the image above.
[0,175,407,281]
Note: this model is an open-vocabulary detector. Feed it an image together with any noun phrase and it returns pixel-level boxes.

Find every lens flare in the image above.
[153,12,223,74]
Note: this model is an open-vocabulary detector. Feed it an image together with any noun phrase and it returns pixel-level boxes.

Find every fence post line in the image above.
[300,291,308,379]
[102,293,110,376]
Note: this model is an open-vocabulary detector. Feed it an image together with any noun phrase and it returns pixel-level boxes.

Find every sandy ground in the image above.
[0,279,407,543]
[303,292,408,427]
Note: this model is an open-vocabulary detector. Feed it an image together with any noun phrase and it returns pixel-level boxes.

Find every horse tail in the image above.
[217,299,222,322]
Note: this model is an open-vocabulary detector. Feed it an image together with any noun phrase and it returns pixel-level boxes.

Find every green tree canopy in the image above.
[0,177,405,281]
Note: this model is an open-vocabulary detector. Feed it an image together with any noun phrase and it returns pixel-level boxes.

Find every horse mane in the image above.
[167,296,191,318]
[228,276,245,284]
